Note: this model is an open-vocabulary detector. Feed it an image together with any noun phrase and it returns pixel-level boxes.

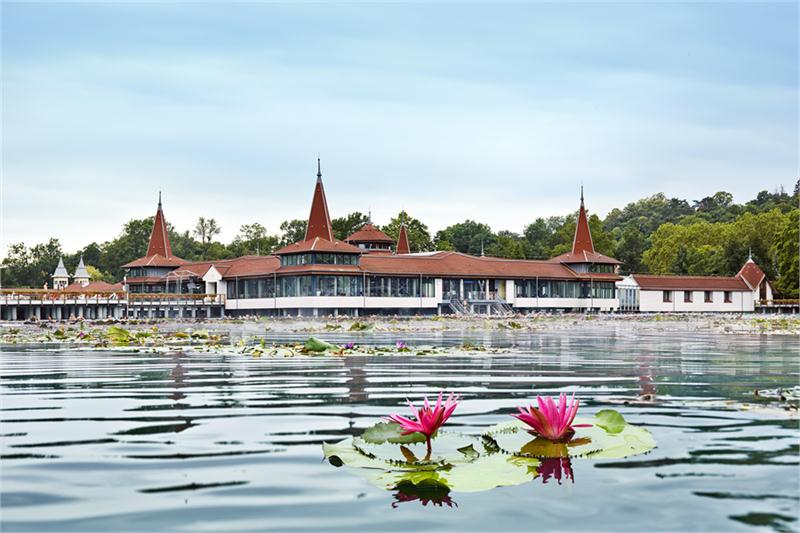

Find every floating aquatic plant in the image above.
[323,408,655,498]
[385,392,460,456]
[512,393,592,442]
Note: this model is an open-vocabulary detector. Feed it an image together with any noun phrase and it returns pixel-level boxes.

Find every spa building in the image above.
[121,162,623,317]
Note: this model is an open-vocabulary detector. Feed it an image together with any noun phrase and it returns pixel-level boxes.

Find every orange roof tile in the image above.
[737,259,766,290]
[122,254,187,268]
[396,224,410,254]
[274,237,362,255]
[346,223,394,244]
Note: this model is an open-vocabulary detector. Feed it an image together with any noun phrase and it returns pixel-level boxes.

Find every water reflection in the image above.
[391,478,457,508]
[535,457,574,485]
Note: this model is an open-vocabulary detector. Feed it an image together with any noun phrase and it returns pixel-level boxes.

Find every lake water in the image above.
[1,330,798,532]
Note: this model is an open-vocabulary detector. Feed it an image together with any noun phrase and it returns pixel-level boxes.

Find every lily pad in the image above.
[354,430,481,466]
[595,409,626,433]
[361,422,426,445]
[304,337,337,352]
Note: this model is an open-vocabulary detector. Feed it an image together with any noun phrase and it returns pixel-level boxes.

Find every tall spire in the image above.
[572,186,595,255]
[396,223,410,254]
[146,193,174,257]
[305,158,334,241]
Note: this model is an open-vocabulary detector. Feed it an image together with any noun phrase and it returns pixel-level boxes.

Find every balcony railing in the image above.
[128,293,225,305]
[0,290,224,306]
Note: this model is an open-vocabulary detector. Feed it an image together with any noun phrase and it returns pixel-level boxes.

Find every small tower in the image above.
[52,257,69,290]
[396,223,411,254]
[73,255,90,286]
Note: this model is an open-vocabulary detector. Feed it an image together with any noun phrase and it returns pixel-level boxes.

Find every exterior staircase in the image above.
[449,297,471,316]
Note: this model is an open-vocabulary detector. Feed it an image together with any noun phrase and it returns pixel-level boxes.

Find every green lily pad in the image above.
[361,422,426,445]
[595,409,626,434]
[304,337,337,352]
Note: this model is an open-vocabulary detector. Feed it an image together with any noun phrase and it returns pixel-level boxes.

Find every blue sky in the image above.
[2,1,797,253]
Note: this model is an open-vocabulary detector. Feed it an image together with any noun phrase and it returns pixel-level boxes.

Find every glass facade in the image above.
[515,280,615,299]
[228,275,434,299]
[367,276,435,298]
[127,267,174,278]
[280,253,359,267]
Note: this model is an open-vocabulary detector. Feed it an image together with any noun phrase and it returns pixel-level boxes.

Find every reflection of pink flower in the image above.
[386,392,460,453]
[537,457,574,485]
[513,393,591,441]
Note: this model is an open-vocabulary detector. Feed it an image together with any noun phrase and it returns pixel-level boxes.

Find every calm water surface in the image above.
[1,330,798,532]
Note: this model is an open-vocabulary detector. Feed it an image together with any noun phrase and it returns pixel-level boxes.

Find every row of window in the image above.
[127,267,174,278]
[515,280,616,299]
[281,253,359,266]
[663,291,733,303]
[227,275,435,299]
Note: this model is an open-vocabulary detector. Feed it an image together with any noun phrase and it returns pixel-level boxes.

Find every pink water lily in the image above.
[386,392,460,455]
[513,393,591,441]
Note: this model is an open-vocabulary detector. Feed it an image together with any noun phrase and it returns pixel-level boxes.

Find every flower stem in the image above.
[425,436,432,460]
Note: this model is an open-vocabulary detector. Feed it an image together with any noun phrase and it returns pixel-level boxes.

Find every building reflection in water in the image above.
[636,354,657,401]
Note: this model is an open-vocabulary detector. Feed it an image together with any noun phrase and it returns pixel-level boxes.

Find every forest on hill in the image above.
[3,182,798,297]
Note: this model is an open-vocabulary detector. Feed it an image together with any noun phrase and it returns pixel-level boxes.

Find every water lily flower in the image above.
[386,392,460,454]
[536,457,574,485]
[343,342,355,350]
[395,341,407,350]
[513,393,591,441]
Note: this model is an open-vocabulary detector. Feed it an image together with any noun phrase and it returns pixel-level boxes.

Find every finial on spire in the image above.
[748,247,752,261]
[317,155,322,181]
[580,184,584,206]
[368,209,372,224]
[158,190,162,208]
[480,238,485,257]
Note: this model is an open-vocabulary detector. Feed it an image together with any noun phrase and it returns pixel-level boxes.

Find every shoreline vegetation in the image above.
[1,313,798,345]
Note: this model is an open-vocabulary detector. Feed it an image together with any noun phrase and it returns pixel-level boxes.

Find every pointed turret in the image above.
[73,255,90,286]
[52,257,69,290]
[147,193,173,257]
[396,223,410,254]
[572,186,594,255]
[305,158,334,242]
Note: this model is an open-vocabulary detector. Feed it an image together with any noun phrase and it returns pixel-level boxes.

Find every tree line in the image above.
[3,182,798,297]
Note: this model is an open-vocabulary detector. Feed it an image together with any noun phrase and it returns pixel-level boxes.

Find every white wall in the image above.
[639,290,754,312]
[512,297,618,311]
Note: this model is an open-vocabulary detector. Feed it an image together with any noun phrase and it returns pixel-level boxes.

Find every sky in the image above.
[2,1,798,254]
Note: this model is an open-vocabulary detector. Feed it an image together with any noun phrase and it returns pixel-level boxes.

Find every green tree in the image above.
[0,239,63,288]
[486,231,531,259]
[773,209,799,298]
[434,220,495,256]
[382,211,433,253]
[279,219,307,246]
[332,212,369,241]
[615,227,646,274]
[230,223,278,256]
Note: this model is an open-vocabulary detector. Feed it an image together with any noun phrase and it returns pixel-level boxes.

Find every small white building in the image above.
[616,256,772,313]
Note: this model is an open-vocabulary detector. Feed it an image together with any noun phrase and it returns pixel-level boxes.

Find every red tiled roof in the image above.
[550,250,622,265]
[221,256,281,278]
[346,223,394,244]
[122,254,187,268]
[277,264,362,275]
[63,281,124,293]
[305,161,333,241]
[147,196,173,257]
[396,224,410,254]
[737,259,766,290]
[360,252,584,279]
[631,274,750,291]
[274,237,362,255]
[573,190,594,255]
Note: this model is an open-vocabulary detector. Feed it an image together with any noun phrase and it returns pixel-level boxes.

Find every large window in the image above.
[227,277,276,299]
[280,253,359,267]
[317,276,362,296]
[684,291,693,303]
[515,280,583,298]
[591,282,615,299]
[589,264,615,274]
[127,267,174,278]
[704,291,713,303]
[724,291,732,303]
[367,276,434,298]
[663,291,672,303]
